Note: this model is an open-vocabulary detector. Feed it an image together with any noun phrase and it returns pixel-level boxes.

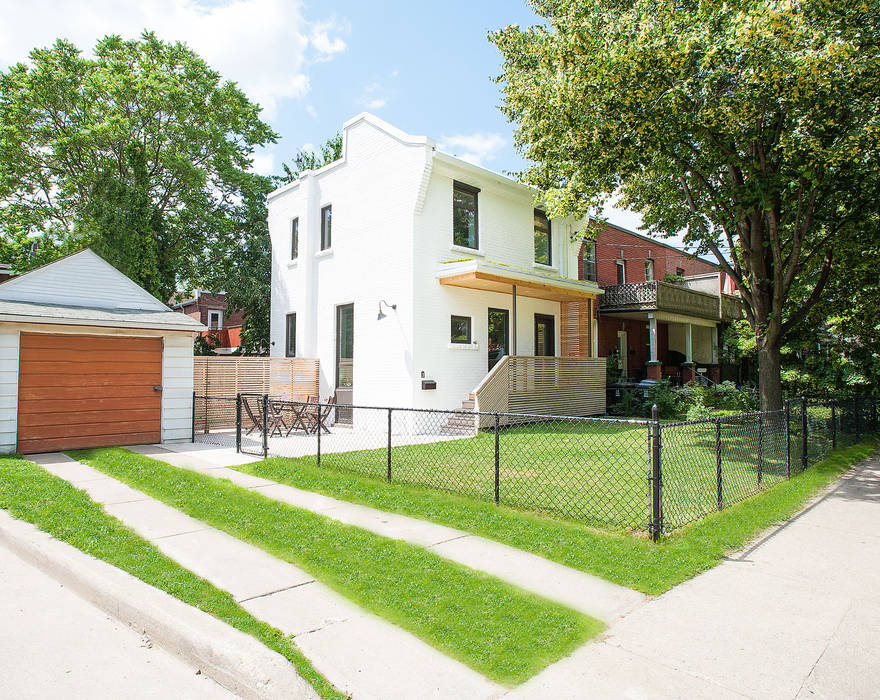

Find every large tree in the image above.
[0,31,276,302]
[491,0,880,409]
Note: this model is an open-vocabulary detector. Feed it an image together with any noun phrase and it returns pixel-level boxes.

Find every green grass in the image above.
[71,447,602,685]
[233,438,880,596]
[270,418,839,531]
[0,455,343,700]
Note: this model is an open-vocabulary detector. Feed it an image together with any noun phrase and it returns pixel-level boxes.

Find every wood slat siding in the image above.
[193,357,320,433]
[16,333,162,454]
[560,299,593,357]
[475,356,606,427]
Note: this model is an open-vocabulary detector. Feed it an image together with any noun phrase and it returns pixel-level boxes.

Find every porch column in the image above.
[712,325,719,364]
[646,314,661,381]
[684,323,693,363]
[511,284,517,355]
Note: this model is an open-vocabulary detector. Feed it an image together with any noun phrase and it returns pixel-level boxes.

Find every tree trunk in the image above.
[757,341,784,412]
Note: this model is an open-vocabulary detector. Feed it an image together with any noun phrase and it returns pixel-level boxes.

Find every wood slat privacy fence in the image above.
[193,357,319,434]
[474,355,606,427]
[560,299,593,357]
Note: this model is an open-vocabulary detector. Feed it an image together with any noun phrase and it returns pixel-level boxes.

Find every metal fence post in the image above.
[785,399,792,478]
[191,391,196,442]
[316,399,322,468]
[386,408,392,483]
[830,399,837,450]
[801,395,808,470]
[261,393,269,458]
[494,413,500,505]
[235,393,242,454]
[855,396,862,441]
[650,404,662,541]
[757,412,764,487]
[715,418,723,510]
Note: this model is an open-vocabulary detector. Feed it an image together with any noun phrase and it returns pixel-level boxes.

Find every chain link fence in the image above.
[191,392,877,536]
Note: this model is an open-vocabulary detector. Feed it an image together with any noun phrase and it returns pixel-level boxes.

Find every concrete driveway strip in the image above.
[28,452,503,700]
[506,453,880,700]
[133,443,645,623]
[0,540,234,700]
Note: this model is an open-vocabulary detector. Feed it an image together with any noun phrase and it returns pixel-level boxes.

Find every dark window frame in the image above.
[291,217,299,260]
[320,205,332,251]
[450,314,473,344]
[534,313,556,357]
[533,209,552,266]
[452,180,480,250]
[285,313,296,357]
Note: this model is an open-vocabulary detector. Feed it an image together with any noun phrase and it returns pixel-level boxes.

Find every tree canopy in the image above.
[491,0,880,408]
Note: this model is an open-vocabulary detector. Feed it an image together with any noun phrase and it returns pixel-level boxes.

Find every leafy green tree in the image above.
[0,31,276,302]
[491,0,880,410]
[277,133,342,185]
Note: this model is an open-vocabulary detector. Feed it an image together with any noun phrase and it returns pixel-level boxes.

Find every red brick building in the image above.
[172,291,244,353]
[578,222,741,384]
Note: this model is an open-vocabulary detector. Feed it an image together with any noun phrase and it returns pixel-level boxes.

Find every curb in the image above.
[0,510,318,700]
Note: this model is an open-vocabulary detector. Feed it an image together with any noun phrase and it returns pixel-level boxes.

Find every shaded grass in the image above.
[71,447,602,685]
[0,455,343,700]
[234,439,880,596]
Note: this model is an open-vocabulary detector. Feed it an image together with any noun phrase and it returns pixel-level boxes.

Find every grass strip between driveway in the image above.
[71,447,602,686]
[0,455,343,700]
[232,439,880,596]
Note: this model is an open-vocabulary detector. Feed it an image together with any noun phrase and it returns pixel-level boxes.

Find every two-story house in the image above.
[582,222,742,385]
[172,291,244,354]
[267,113,606,417]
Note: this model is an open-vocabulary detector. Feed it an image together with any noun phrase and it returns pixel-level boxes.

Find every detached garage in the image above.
[0,249,205,454]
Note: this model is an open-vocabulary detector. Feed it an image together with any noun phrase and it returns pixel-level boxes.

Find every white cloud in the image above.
[365,98,386,110]
[357,82,388,111]
[438,132,506,167]
[0,0,347,120]
[305,104,318,119]
[249,149,275,176]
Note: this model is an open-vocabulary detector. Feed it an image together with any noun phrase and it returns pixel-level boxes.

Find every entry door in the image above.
[487,308,510,371]
[617,330,628,377]
[534,314,555,356]
[335,304,354,423]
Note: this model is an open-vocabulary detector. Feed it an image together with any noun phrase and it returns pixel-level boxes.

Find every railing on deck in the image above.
[601,280,742,321]
[474,356,606,427]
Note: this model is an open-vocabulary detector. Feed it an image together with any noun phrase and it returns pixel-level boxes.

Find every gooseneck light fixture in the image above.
[377,299,397,320]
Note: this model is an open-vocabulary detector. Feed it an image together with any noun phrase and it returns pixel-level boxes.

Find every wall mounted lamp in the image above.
[377,299,397,320]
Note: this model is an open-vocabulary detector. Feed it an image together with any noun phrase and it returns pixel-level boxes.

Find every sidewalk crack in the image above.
[237,579,315,603]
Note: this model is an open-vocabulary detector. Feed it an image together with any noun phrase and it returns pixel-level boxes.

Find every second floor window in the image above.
[645,259,654,282]
[285,313,296,357]
[582,241,597,282]
[616,260,626,285]
[534,209,551,265]
[208,310,222,330]
[291,218,299,260]
[452,181,479,249]
[321,205,332,250]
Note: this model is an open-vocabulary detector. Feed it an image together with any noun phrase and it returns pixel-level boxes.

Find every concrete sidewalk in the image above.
[0,541,233,700]
[508,453,880,699]
[28,452,502,700]
[136,442,644,624]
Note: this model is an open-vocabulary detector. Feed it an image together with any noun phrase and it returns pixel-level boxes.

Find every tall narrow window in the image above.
[290,217,299,260]
[582,241,597,282]
[452,181,479,249]
[320,205,332,250]
[285,313,296,357]
[616,260,626,284]
[645,259,654,282]
[208,310,222,330]
[534,209,552,265]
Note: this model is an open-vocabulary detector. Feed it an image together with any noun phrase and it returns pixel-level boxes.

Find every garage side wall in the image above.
[162,333,195,443]
[0,327,19,453]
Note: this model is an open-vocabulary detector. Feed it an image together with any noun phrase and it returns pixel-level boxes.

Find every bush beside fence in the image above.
[192,392,877,537]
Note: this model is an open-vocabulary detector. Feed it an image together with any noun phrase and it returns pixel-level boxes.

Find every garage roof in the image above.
[0,249,206,332]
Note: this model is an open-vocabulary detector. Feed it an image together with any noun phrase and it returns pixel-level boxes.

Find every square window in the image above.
[320,205,332,250]
[285,313,296,357]
[450,315,472,344]
[534,209,551,265]
[291,218,299,260]
[452,182,479,249]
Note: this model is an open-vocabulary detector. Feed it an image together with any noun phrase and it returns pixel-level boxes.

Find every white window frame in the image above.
[645,259,654,282]
[616,260,626,285]
[208,310,223,330]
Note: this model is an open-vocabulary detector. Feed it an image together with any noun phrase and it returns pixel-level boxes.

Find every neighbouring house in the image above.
[0,249,205,454]
[583,222,743,385]
[173,291,244,354]
[268,113,607,418]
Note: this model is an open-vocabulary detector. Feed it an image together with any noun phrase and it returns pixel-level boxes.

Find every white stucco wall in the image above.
[0,323,195,453]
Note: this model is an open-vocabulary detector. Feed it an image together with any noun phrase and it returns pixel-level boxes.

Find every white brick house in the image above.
[268,114,604,415]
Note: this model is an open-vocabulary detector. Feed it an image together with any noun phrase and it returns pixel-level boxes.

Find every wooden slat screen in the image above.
[560,299,593,357]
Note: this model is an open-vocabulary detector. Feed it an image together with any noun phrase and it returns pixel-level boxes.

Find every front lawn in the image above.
[0,455,343,700]
[233,438,879,595]
[72,447,602,686]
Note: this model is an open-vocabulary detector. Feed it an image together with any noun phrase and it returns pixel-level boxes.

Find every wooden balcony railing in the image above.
[473,355,606,426]
[601,281,742,321]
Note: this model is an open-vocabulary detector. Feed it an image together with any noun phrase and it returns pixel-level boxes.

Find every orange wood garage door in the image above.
[17,333,163,454]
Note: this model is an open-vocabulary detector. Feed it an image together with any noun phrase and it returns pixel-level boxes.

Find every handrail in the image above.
[473,355,510,395]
